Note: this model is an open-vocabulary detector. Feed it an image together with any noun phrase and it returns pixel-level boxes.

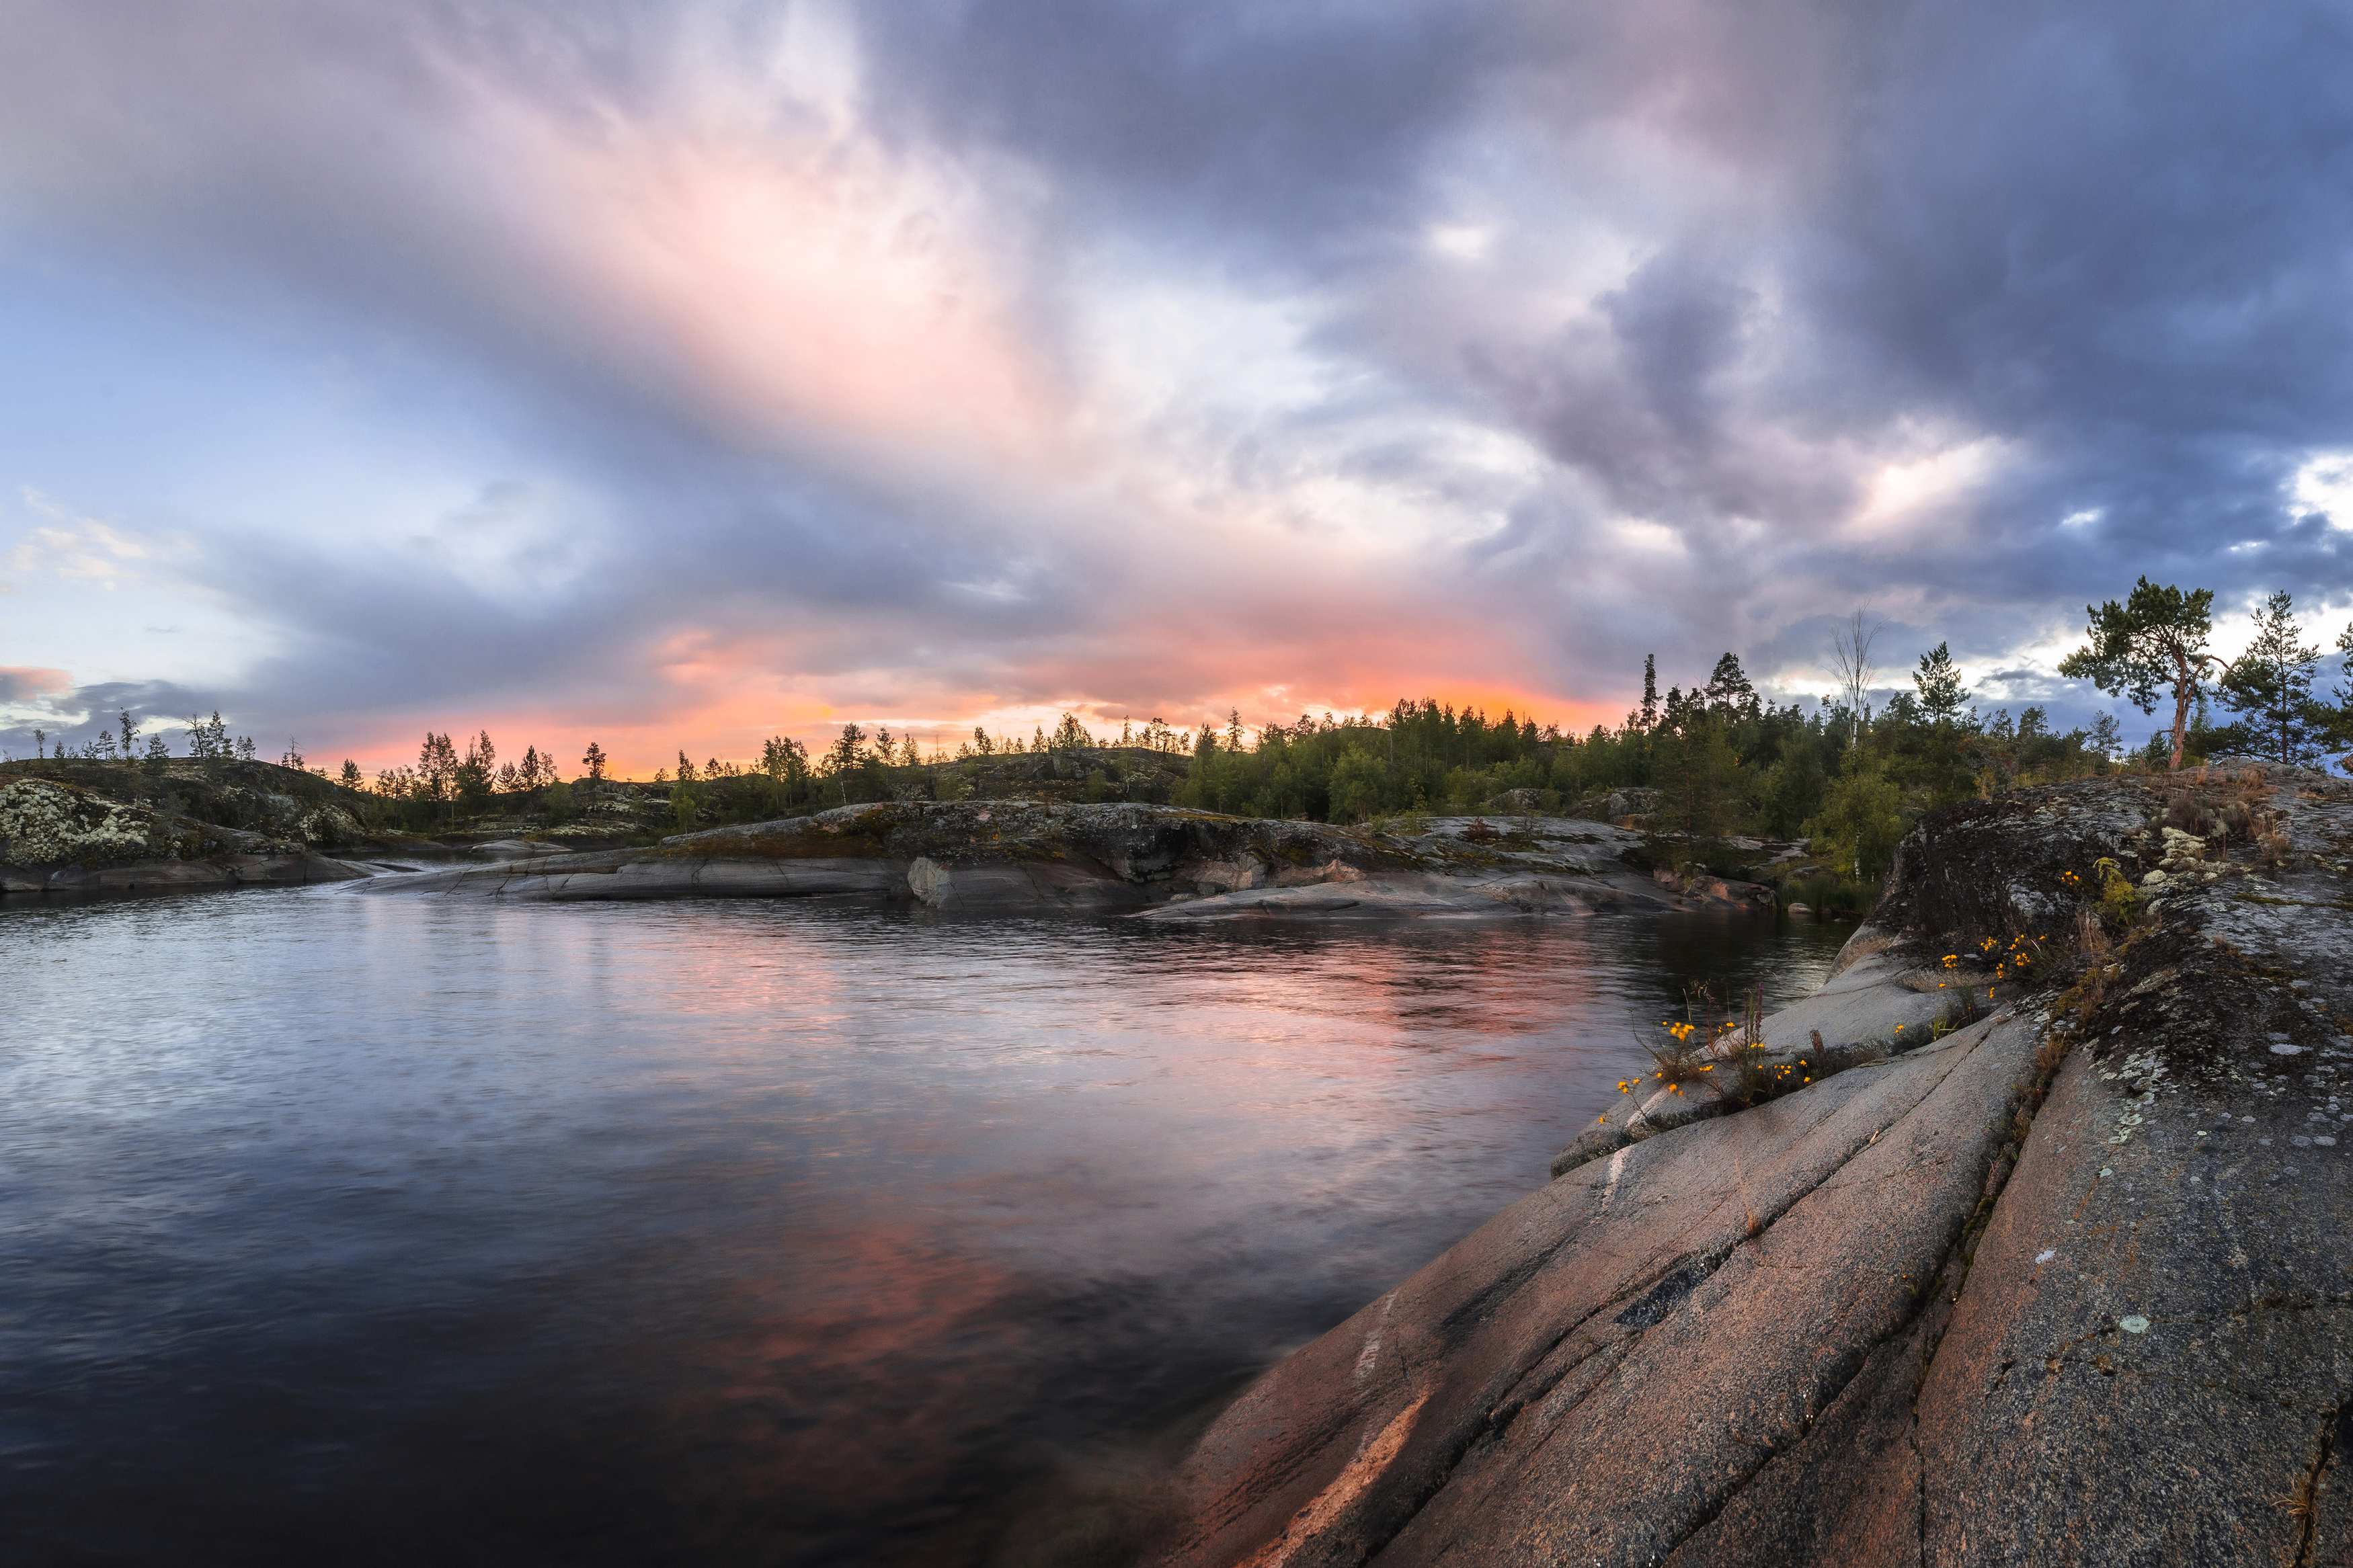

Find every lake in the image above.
[0,887,1847,1566]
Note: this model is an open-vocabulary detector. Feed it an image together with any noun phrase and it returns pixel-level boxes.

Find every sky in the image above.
[4,0,2353,777]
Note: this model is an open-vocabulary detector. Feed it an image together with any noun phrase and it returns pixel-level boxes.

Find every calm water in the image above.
[0,889,1846,1566]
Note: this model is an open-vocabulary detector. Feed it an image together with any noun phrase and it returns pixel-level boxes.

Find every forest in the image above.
[599,580,2352,885]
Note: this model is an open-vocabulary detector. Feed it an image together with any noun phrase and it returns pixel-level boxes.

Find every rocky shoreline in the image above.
[0,761,1802,918]
[0,761,657,895]
[333,800,1783,919]
[1144,762,2353,1568]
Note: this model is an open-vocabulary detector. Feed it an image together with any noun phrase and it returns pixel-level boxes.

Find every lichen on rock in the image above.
[0,776,161,868]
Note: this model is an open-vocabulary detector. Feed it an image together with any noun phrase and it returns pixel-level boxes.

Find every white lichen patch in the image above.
[2100,1044,2169,1147]
[297,804,363,845]
[0,777,157,868]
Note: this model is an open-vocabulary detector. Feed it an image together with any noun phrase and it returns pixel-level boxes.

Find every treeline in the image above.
[628,716,1199,832]
[46,578,2338,866]
[28,709,260,768]
[352,731,571,829]
[1174,655,2118,882]
[370,730,563,804]
[313,613,2341,862]
[642,653,2119,873]
[2061,583,2353,771]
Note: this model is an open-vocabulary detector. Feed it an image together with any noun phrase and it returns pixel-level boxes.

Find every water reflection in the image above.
[0,893,1846,1565]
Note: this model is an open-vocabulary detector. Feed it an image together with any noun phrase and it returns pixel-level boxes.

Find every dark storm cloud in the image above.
[1789,3,2353,546]
[856,0,1507,249]
[1332,0,2353,711]
[863,0,2353,682]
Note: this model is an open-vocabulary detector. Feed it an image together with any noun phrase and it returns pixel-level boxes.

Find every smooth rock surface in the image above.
[2,852,374,892]
[1158,1013,2040,1568]
[1157,766,2353,1567]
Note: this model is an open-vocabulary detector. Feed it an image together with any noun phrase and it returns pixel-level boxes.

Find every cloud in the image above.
[5,491,165,589]
[0,665,73,704]
[4,0,2353,770]
[0,673,212,760]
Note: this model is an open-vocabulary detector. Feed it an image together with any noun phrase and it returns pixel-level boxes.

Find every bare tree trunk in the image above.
[1825,610,1882,748]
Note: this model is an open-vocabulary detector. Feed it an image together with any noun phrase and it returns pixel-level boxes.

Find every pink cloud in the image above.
[0,665,73,702]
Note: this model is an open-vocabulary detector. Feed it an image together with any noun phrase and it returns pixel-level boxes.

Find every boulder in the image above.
[1483,788,1553,816]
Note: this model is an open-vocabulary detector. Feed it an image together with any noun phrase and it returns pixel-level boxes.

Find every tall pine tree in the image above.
[2219,591,2327,764]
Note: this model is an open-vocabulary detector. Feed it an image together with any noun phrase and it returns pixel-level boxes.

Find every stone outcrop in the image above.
[943,743,1192,805]
[7,759,1806,921]
[1152,764,2353,1567]
[0,771,374,891]
[345,802,1771,919]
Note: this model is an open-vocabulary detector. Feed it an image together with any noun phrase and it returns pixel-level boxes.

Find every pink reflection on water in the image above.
[0,895,1844,1565]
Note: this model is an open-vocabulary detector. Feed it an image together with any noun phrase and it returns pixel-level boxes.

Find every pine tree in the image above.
[420,733,460,800]
[2060,578,2218,771]
[828,725,866,804]
[2089,712,2123,759]
[186,712,231,761]
[1806,750,1906,884]
[761,735,809,782]
[582,741,608,781]
[2334,624,2353,752]
[1640,655,1659,730]
[1652,710,1742,839]
[1702,653,1756,716]
[1913,642,1971,723]
[2219,591,2326,764]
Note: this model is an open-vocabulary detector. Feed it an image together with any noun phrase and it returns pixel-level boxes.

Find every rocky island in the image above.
[0,754,1793,917]
[338,800,1782,918]
[1146,762,2353,1567]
